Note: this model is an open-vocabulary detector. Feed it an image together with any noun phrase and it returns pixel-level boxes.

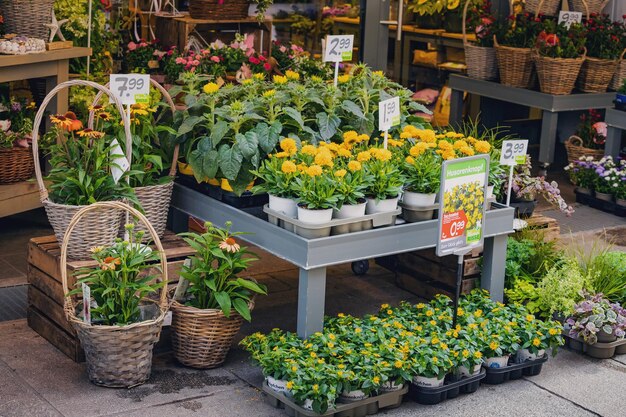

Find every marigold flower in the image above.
[285,70,300,80]
[306,165,323,177]
[474,140,491,153]
[314,152,334,167]
[280,138,297,154]
[281,161,297,174]
[337,148,352,158]
[334,169,347,178]
[347,160,361,172]
[357,151,371,162]
[273,75,288,84]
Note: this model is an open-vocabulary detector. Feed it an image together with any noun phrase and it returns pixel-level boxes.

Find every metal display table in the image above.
[449,75,615,169]
[170,184,515,338]
[605,108,626,158]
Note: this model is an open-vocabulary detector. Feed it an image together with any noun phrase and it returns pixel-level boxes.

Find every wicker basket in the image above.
[576,57,619,93]
[568,0,609,15]
[0,0,54,39]
[564,136,605,165]
[89,79,180,240]
[188,0,249,20]
[171,298,254,369]
[31,80,133,260]
[533,51,585,95]
[609,49,626,91]
[494,37,534,88]
[0,147,34,184]
[524,0,560,16]
[61,201,168,388]
[462,0,498,81]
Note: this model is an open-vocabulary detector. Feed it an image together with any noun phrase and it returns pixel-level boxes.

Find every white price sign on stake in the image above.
[500,139,529,166]
[82,283,91,325]
[109,73,150,105]
[110,138,130,184]
[323,35,354,62]
[558,11,583,29]
[379,97,401,132]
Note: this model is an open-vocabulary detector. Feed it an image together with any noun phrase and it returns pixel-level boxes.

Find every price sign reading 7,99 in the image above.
[437,155,489,257]
[323,35,354,62]
[109,74,150,105]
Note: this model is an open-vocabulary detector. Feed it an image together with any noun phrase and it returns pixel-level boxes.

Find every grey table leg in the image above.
[297,266,327,339]
[605,126,622,158]
[169,207,190,234]
[449,88,464,126]
[481,234,508,302]
[538,110,559,170]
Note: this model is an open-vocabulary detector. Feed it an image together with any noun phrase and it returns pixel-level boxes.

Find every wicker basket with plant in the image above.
[577,14,622,92]
[0,98,36,184]
[565,109,606,164]
[463,0,498,81]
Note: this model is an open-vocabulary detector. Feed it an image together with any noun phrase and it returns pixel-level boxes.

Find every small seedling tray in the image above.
[264,205,401,239]
[564,333,626,359]
[575,191,626,218]
[407,368,486,405]
[262,382,407,417]
[481,354,548,385]
[176,175,269,208]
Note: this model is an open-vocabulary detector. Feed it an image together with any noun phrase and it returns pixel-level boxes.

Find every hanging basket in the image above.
[564,136,605,165]
[89,79,180,240]
[494,37,534,88]
[524,0,560,16]
[462,1,498,81]
[609,49,626,91]
[0,0,54,40]
[170,298,254,369]
[568,0,609,15]
[31,80,133,260]
[188,0,249,20]
[533,50,586,95]
[61,201,168,388]
[0,147,34,184]
[576,57,619,93]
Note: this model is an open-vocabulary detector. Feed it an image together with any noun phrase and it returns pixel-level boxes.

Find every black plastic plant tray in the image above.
[574,191,626,218]
[262,382,407,417]
[564,333,626,359]
[175,175,268,209]
[481,354,548,385]
[407,368,486,405]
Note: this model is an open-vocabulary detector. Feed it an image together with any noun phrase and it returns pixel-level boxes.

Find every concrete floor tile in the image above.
[0,359,62,417]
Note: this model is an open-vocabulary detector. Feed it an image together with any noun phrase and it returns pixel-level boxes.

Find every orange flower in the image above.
[101,256,121,271]
[76,129,105,139]
[219,237,241,253]
[64,112,83,132]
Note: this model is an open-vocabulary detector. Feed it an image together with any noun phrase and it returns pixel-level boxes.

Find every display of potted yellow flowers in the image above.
[362,147,405,214]
[292,163,339,223]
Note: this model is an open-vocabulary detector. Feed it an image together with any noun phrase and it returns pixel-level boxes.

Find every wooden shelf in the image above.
[174,16,271,25]
[0,181,41,218]
[331,16,360,25]
[0,47,91,69]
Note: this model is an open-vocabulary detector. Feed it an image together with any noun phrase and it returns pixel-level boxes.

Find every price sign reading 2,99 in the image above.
[323,35,354,62]
[109,74,150,105]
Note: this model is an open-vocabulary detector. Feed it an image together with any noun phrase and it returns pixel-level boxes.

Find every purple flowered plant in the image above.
[566,156,626,197]
[567,292,626,344]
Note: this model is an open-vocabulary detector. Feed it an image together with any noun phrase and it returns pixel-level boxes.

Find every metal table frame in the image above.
[171,184,514,338]
[449,75,615,169]
[605,108,626,158]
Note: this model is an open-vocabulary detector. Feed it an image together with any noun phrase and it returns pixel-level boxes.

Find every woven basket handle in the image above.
[568,135,584,147]
[619,48,626,61]
[61,201,169,319]
[461,0,471,46]
[31,80,132,202]
[88,78,180,177]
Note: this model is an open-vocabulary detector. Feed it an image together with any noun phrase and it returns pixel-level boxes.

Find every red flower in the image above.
[249,56,260,65]
[545,34,559,47]
[263,62,271,71]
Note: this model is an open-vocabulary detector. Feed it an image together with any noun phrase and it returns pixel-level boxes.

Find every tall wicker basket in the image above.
[462,0,498,81]
[0,0,54,39]
[31,80,133,260]
[61,201,168,388]
[188,0,249,20]
[89,79,179,240]
[564,136,605,165]
[0,147,34,184]
[577,57,619,93]
[494,36,534,88]
[524,0,560,16]
[609,49,626,91]
[568,0,610,15]
[533,50,585,95]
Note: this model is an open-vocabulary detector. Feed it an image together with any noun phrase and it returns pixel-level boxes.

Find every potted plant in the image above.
[482,317,521,368]
[564,109,606,164]
[564,156,599,193]
[514,314,563,363]
[252,150,300,218]
[171,221,267,369]
[403,147,441,206]
[566,292,626,344]
[615,78,626,111]
[285,359,338,413]
[64,206,168,388]
[608,16,626,91]
[409,334,454,387]
[333,154,373,219]
[406,0,446,29]
[0,98,36,184]
[292,162,339,223]
[577,14,623,92]
[591,156,619,202]
[363,148,405,214]
[463,0,499,81]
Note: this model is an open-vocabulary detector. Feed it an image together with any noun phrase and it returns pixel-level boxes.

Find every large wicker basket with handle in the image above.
[564,135,605,165]
[577,57,619,93]
[0,147,34,184]
[62,201,168,388]
[89,79,180,240]
[609,49,626,91]
[524,0,560,16]
[533,49,586,95]
[0,0,54,39]
[494,36,534,88]
[568,0,609,15]
[31,80,133,260]
[188,0,249,20]
[462,0,498,81]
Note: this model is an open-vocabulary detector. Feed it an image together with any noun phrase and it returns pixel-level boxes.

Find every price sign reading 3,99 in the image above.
[109,74,150,105]
[499,139,529,166]
[323,35,354,62]
[558,11,583,29]
[379,97,401,132]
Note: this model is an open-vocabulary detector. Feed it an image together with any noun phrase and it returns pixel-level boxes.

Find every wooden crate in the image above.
[514,214,560,242]
[27,231,194,362]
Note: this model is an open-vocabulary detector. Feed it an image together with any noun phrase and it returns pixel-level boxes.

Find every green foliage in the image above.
[496,12,542,49]
[532,260,591,318]
[293,170,339,210]
[535,21,585,59]
[403,150,441,194]
[364,158,405,201]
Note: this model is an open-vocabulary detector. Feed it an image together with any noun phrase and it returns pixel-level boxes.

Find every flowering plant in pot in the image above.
[482,317,521,368]
[285,358,338,413]
[591,156,619,201]
[514,313,563,363]
[566,292,626,344]
[363,148,405,213]
[409,333,455,387]
[172,221,267,368]
[403,147,441,206]
[332,163,373,219]
[578,14,623,92]
[252,154,300,217]
[125,39,162,74]
[0,98,36,184]
[564,156,600,191]
[292,163,339,223]
[565,109,607,164]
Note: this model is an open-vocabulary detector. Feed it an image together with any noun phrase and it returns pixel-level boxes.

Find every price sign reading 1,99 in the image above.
[499,139,529,166]
[379,97,401,132]
[109,74,150,105]
[323,35,354,62]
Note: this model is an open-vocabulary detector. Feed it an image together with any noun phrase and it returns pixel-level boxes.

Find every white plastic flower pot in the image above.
[457,364,482,378]
[484,355,510,368]
[412,375,444,388]
[379,380,404,392]
[339,389,368,402]
[333,202,367,219]
[402,191,436,206]
[486,185,495,199]
[268,194,298,218]
[513,349,545,364]
[266,376,289,394]
[297,206,333,224]
[365,196,399,214]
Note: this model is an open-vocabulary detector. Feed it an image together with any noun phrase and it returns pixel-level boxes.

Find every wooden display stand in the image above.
[514,214,560,242]
[26,231,194,362]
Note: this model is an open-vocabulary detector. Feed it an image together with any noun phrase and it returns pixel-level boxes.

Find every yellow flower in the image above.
[457,308,464,317]
[311,75,323,83]
[273,75,288,84]
[549,328,559,336]
[429,320,437,326]
[337,148,352,158]
[425,310,434,317]
[203,82,220,94]
[253,73,265,80]
[416,303,425,309]
[334,169,347,178]
[432,357,439,364]
[241,79,253,85]
[372,376,380,384]
[338,364,346,369]
[357,151,371,162]
[343,130,359,143]
[281,161,297,174]
[462,349,470,357]
[327,342,335,348]
[312,384,319,392]
[315,152,334,167]
[354,327,362,333]
[286,381,294,389]
[347,160,362,172]
[394,360,403,368]
[533,338,541,347]
[310,352,317,358]
[274,151,290,158]
[263,89,276,98]
[337,74,351,83]
[371,148,392,162]
[474,309,483,318]
[306,165,323,177]
[474,351,483,359]
[438,140,453,151]
[489,341,499,351]
[373,70,384,77]
[337,371,344,377]
[474,140,491,153]
[405,156,415,164]
[301,144,318,156]
[280,138,297,154]
[285,70,300,80]
[526,314,534,322]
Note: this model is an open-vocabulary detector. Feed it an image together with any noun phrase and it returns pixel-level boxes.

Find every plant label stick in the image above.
[82,283,91,325]
[173,259,191,302]
[499,139,528,206]
[110,138,130,184]
[379,97,400,149]
[323,35,354,87]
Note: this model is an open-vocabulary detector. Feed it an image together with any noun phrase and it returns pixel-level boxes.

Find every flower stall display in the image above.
[567,156,626,207]
[407,0,446,29]
[577,14,623,92]
[564,109,607,164]
[463,0,498,81]
[566,292,626,345]
[171,221,267,368]
[0,98,36,183]
[124,39,163,74]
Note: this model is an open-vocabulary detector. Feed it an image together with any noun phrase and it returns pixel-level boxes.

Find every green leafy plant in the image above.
[364,152,405,201]
[496,12,542,49]
[583,13,624,60]
[535,20,586,59]
[292,166,339,210]
[533,260,591,318]
[403,150,441,194]
[178,222,266,321]
[252,154,299,199]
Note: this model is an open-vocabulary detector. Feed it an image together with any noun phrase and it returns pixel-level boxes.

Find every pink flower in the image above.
[0,120,10,132]
[593,122,607,138]
[249,56,260,65]
[175,57,186,64]
[192,60,200,66]
[128,41,137,51]
[263,62,271,71]
[210,56,221,63]
[139,42,148,48]
[279,45,287,53]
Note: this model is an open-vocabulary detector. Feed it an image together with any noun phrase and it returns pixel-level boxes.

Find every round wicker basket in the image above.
[462,0,498,81]
[568,0,610,15]
[188,0,249,20]
[564,136,605,165]
[31,80,133,260]
[494,37,534,88]
[525,0,560,16]
[0,0,54,40]
[609,49,626,91]
[577,57,619,93]
[533,50,585,95]
[61,201,168,388]
[0,147,34,184]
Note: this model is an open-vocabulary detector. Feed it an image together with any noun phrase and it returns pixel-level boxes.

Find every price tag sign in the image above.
[110,138,130,184]
[109,74,150,105]
[323,35,354,62]
[437,155,489,257]
[82,283,91,325]
[379,97,401,131]
[558,11,583,29]
[499,139,529,166]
